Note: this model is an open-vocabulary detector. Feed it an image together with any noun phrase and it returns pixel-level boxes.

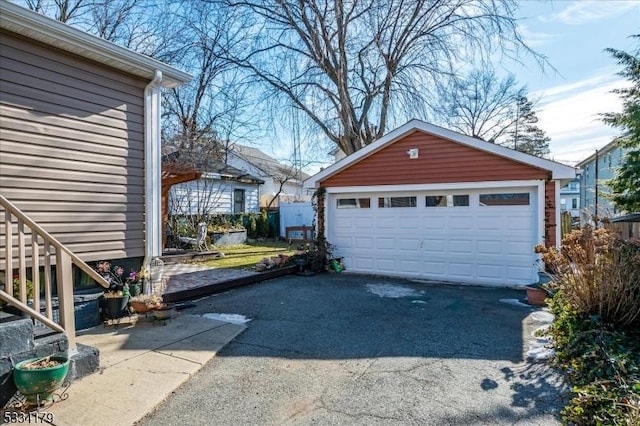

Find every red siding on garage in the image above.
[545,181,557,247]
[321,131,549,186]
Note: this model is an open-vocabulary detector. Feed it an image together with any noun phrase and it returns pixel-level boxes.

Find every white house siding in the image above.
[169,179,259,215]
[226,151,306,203]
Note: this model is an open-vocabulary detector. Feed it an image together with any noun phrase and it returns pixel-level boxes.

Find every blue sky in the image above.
[506,0,639,165]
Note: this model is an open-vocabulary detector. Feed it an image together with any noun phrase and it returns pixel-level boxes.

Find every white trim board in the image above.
[325,180,545,194]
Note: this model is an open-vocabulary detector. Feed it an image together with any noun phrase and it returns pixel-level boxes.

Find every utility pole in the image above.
[594,149,599,228]
[514,98,520,151]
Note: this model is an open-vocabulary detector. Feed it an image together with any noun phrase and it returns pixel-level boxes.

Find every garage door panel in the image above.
[477,217,502,230]
[355,218,374,229]
[377,258,396,271]
[355,237,374,248]
[376,217,396,229]
[477,240,503,255]
[398,217,420,229]
[449,239,473,253]
[507,266,533,281]
[424,217,447,229]
[424,261,446,275]
[353,257,374,269]
[448,263,474,278]
[376,238,395,249]
[399,259,421,273]
[397,238,421,250]
[506,241,532,254]
[507,215,533,231]
[329,187,538,285]
[423,239,446,253]
[448,216,474,229]
[477,264,502,280]
[335,236,353,248]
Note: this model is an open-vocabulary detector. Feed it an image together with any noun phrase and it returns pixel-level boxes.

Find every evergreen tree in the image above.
[506,96,551,158]
[603,35,640,213]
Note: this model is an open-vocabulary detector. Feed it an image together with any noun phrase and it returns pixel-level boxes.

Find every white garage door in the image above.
[328,187,539,285]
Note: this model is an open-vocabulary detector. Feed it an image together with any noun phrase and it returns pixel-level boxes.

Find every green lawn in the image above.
[201,241,296,270]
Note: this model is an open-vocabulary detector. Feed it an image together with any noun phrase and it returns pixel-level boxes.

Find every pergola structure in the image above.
[161,164,201,249]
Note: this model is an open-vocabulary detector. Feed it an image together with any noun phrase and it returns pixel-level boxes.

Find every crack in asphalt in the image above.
[232,340,312,357]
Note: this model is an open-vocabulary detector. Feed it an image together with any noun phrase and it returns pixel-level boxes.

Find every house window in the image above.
[479,193,530,206]
[572,198,578,209]
[233,189,246,213]
[337,198,371,208]
[426,195,469,207]
[378,196,417,208]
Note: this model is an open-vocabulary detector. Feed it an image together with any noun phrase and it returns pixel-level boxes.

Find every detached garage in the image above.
[304,120,576,286]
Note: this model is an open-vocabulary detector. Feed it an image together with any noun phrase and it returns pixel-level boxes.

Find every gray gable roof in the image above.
[231,144,310,181]
[162,151,264,184]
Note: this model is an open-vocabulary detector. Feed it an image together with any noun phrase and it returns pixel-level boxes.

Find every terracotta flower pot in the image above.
[526,286,548,306]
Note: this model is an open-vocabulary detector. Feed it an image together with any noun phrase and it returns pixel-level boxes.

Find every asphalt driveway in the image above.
[139,273,567,425]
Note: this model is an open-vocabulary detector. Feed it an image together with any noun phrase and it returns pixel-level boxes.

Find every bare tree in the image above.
[162,2,250,158]
[221,0,544,155]
[434,70,526,143]
[18,0,88,23]
[434,70,551,157]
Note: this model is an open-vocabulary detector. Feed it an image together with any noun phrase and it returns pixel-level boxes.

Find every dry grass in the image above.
[201,241,295,270]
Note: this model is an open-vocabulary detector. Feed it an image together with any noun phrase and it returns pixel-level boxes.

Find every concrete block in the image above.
[0,318,34,357]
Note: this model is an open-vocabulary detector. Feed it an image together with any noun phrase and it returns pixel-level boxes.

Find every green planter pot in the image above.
[13,356,70,406]
[129,282,142,297]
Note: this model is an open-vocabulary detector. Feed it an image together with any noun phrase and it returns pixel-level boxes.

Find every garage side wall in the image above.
[0,30,148,267]
[545,181,557,247]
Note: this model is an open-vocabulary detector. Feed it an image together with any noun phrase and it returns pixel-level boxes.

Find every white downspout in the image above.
[143,70,163,271]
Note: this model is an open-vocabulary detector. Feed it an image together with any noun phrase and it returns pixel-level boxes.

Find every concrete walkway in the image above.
[45,312,246,426]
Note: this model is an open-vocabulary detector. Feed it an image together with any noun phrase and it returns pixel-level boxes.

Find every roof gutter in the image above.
[143,70,163,272]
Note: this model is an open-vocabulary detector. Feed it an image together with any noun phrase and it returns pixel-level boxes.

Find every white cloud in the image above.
[536,74,628,164]
[547,1,639,25]
[517,25,559,48]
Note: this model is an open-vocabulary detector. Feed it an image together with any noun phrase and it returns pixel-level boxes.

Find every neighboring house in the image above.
[577,139,629,224]
[227,144,311,208]
[304,119,576,286]
[166,153,264,216]
[560,178,580,219]
[0,1,190,269]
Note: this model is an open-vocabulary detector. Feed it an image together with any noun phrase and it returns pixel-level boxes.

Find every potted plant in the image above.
[12,355,69,406]
[126,269,143,297]
[525,281,557,306]
[129,293,163,314]
[96,261,130,320]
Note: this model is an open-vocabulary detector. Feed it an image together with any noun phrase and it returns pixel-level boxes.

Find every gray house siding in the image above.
[0,29,147,267]
[578,142,628,223]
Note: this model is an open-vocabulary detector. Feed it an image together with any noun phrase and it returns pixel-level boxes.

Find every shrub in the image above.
[548,293,640,425]
[257,210,269,237]
[247,214,258,239]
[536,225,640,329]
